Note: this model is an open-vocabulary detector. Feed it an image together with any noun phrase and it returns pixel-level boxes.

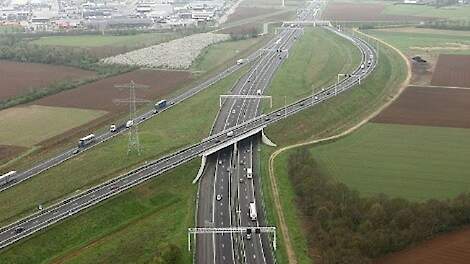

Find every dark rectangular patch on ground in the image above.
[371,86,470,128]
[431,54,470,88]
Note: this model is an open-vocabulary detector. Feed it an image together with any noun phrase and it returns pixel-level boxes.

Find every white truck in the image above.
[249,202,257,221]
[0,171,16,186]
[78,134,95,148]
[247,168,253,179]
[126,120,134,128]
[237,59,245,65]
[227,131,234,137]
[110,124,117,132]
[256,89,262,95]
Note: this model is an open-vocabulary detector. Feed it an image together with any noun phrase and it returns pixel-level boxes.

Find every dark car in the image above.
[15,227,24,234]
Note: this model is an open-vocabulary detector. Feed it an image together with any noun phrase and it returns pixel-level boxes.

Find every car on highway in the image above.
[218,160,222,165]
[277,112,282,116]
[232,109,236,114]
[227,131,234,137]
[72,149,80,155]
[14,227,24,234]
[110,124,117,132]
[246,228,252,240]
[216,194,222,201]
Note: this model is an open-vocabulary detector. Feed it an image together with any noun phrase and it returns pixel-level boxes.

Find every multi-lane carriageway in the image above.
[196,24,301,264]
[0,22,378,257]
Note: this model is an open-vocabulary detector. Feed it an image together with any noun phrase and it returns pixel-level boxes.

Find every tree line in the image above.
[287,148,470,264]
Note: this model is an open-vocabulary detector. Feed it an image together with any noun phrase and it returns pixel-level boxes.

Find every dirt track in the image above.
[431,54,470,88]
[34,69,192,112]
[377,226,470,264]
[372,86,470,128]
[322,2,429,21]
[0,60,95,100]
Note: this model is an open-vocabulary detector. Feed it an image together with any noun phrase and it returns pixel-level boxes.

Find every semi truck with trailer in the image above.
[155,100,167,109]
[0,171,16,186]
[78,134,95,148]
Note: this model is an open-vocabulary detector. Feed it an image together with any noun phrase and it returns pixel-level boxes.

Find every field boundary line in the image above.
[267,30,411,264]
[408,84,470,90]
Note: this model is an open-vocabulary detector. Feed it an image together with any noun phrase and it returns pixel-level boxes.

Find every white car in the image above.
[216,194,222,201]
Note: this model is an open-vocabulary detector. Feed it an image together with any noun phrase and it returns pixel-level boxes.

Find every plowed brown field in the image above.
[0,145,26,162]
[0,60,95,100]
[377,226,470,264]
[34,69,192,112]
[431,54,470,88]
[372,86,470,128]
[322,2,428,21]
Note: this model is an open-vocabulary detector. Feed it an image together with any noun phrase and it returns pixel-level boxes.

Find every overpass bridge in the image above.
[283,20,332,27]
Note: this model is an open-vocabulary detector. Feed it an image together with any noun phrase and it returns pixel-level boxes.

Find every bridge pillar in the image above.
[261,129,277,147]
[192,155,207,184]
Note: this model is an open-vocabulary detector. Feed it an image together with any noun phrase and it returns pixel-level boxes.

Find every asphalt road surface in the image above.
[0,15,377,255]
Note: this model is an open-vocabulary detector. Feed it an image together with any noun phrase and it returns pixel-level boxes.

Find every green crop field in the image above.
[0,68,246,227]
[191,35,269,73]
[259,31,407,264]
[32,32,177,47]
[366,28,470,56]
[383,4,470,20]
[0,105,106,147]
[267,27,361,110]
[307,123,470,201]
[0,160,198,264]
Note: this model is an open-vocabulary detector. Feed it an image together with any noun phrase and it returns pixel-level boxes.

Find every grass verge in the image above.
[0,160,199,264]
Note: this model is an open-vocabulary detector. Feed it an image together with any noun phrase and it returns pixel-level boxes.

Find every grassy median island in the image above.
[259,31,407,263]
[0,67,247,227]
[0,160,198,264]
[267,27,362,110]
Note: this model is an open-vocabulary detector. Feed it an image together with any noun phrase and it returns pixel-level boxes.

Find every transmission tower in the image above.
[114,81,150,155]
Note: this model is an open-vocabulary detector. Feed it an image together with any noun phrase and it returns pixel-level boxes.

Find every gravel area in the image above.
[101,32,230,69]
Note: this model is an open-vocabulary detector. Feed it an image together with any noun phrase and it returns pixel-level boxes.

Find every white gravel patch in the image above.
[101,32,230,69]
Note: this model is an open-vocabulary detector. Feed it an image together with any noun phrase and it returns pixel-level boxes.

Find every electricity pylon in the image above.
[114,81,150,155]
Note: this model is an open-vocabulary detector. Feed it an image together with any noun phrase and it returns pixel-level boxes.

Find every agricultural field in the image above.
[102,32,230,69]
[431,54,470,87]
[191,35,269,74]
[372,86,470,128]
[0,145,26,162]
[307,123,470,201]
[259,31,407,263]
[321,2,429,21]
[378,226,470,264]
[0,60,95,100]
[225,6,279,23]
[34,69,193,112]
[0,105,106,147]
[31,32,177,48]
[382,4,470,20]
[367,27,470,84]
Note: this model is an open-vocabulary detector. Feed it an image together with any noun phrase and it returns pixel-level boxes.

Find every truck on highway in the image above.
[256,89,262,95]
[0,171,16,186]
[78,134,95,148]
[155,100,167,109]
[249,202,257,221]
[237,59,245,65]
[126,120,134,128]
[110,124,117,132]
[227,131,234,137]
[247,168,253,179]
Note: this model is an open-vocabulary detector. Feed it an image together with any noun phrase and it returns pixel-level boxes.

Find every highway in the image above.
[0,31,273,193]
[196,25,301,264]
[197,3,325,264]
[0,14,378,254]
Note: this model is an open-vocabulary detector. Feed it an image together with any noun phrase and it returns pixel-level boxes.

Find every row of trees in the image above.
[418,19,470,31]
[288,148,470,263]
